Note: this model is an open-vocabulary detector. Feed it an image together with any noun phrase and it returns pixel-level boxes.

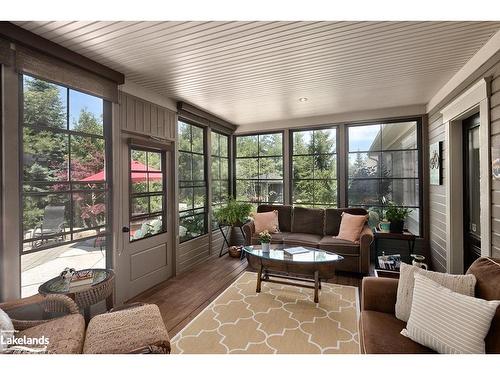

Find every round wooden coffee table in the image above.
[38,268,115,322]
[243,245,343,303]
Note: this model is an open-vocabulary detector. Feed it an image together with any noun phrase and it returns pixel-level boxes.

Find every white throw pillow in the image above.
[395,262,476,322]
[0,308,15,352]
[401,274,500,354]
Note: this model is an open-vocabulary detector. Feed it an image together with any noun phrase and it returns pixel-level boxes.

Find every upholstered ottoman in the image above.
[83,304,170,354]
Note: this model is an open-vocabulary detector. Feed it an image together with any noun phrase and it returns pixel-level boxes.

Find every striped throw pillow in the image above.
[401,274,500,354]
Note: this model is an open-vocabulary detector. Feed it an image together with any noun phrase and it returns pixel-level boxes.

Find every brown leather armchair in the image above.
[359,257,500,354]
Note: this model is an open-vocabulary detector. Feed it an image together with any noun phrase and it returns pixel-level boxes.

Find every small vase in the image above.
[261,242,270,252]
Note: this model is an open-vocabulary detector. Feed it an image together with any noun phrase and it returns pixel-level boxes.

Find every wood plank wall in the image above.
[428,59,500,272]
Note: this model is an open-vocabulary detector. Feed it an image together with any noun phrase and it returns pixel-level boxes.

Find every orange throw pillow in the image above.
[252,211,280,234]
[334,212,368,244]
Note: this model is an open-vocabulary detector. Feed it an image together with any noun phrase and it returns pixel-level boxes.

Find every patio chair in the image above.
[32,205,66,247]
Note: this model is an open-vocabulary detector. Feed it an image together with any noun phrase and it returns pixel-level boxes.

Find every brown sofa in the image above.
[242,204,374,274]
[359,257,500,354]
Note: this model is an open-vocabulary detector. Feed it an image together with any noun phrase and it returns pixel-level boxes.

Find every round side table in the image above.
[38,268,115,323]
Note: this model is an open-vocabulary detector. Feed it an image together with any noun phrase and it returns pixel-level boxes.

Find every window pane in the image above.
[131,196,149,216]
[73,191,106,230]
[220,135,228,157]
[314,154,336,179]
[293,131,313,154]
[236,180,258,203]
[348,179,379,206]
[191,125,204,154]
[236,159,258,179]
[192,154,205,181]
[348,124,381,152]
[211,157,220,180]
[130,215,163,242]
[259,157,283,179]
[259,181,283,203]
[132,181,148,194]
[69,90,103,135]
[385,179,419,207]
[212,181,222,205]
[292,156,314,179]
[22,194,70,252]
[314,180,337,205]
[220,158,229,180]
[179,187,194,211]
[131,150,146,168]
[147,151,162,170]
[23,76,67,129]
[179,152,192,181]
[193,187,206,209]
[237,135,258,157]
[348,153,380,177]
[150,195,163,213]
[148,174,163,192]
[382,121,417,150]
[23,128,69,182]
[179,213,205,242]
[179,122,191,152]
[293,180,314,205]
[211,132,220,156]
[71,135,105,181]
[314,129,336,154]
[259,133,282,156]
[382,151,418,178]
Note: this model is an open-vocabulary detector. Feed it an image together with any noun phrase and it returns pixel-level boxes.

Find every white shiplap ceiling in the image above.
[14,21,500,125]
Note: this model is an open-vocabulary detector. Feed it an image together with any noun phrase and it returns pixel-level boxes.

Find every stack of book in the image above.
[69,270,94,291]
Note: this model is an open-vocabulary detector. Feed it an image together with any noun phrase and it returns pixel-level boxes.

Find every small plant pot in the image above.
[378,220,391,233]
[389,220,404,233]
[228,246,242,258]
[261,242,270,252]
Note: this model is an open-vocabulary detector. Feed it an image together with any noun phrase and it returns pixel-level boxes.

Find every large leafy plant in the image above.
[384,203,412,222]
[214,198,253,226]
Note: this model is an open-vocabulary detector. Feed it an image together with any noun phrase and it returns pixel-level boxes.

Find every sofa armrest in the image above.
[242,220,255,246]
[359,225,374,274]
[361,277,398,314]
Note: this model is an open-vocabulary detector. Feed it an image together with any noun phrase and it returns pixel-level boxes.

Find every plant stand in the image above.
[218,222,247,258]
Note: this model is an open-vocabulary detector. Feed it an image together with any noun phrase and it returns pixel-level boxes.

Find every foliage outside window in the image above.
[22,75,109,252]
[235,133,283,211]
[347,121,420,235]
[211,131,229,229]
[292,128,338,207]
[129,148,166,242]
[178,121,207,242]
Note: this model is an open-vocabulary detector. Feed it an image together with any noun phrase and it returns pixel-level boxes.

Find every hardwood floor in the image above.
[130,254,363,337]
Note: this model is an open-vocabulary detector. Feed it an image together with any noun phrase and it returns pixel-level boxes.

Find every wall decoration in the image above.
[429,141,442,185]
[492,146,500,180]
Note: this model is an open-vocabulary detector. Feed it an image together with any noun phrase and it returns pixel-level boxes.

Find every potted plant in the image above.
[384,203,412,234]
[259,230,272,252]
[214,198,253,227]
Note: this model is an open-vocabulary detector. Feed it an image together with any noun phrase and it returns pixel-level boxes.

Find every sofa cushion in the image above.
[16,313,85,354]
[396,262,476,322]
[467,257,500,353]
[318,236,360,256]
[360,310,435,354]
[291,206,325,236]
[335,212,368,243]
[282,232,322,247]
[257,205,292,232]
[252,210,280,234]
[325,207,368,236]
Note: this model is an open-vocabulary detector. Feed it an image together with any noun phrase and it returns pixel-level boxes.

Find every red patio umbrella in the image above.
[81,160,162,182]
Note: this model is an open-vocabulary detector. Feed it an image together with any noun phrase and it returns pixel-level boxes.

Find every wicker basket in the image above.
[228,246,242,258]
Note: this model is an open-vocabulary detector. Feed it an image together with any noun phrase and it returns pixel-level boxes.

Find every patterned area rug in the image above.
[171,271,360,354]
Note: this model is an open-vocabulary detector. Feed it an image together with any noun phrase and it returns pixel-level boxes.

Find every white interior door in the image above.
[120,139,173,300]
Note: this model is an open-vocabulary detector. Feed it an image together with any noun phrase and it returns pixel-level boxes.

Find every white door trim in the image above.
[440,77,491,274]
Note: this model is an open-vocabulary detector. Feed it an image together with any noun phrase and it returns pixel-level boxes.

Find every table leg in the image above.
[83,306,91,324]
[314,270,319,303]
[239,226,247,260]
[218,225,231,257]
[256,265,263,293]
[106,292,114,311]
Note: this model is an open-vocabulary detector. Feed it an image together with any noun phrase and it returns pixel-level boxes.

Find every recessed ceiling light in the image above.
[298,97,308,102]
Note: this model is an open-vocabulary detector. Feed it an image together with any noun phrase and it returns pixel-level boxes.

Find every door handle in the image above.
[122,226,130,233]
